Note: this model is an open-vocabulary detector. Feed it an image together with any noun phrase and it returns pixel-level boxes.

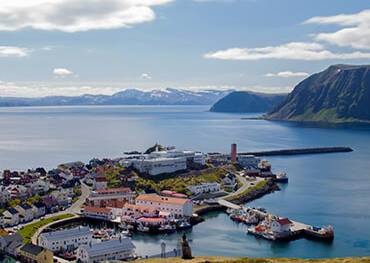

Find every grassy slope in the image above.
[17,214,74,243]
[138,256,370,263]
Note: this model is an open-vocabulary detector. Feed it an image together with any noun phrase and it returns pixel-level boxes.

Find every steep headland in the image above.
[266,65,370,123]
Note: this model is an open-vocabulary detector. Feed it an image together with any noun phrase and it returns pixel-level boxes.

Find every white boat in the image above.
[274,172,288,183]
[137,224,150,233]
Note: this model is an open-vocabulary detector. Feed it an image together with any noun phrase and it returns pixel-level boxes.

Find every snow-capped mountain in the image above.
[0,88,234,106]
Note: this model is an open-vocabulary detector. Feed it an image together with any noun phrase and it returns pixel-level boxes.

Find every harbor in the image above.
[239,147,353,157]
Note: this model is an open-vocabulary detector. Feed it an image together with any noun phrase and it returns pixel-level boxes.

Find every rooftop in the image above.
[84,206,111,214]
[40,226,91,242]
[80,238,135,257]
[136,194,190,205]
[20,243,44,256]
[95,187,132,194]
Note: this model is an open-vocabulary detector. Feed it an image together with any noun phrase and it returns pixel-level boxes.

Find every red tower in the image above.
[231,143,237,163]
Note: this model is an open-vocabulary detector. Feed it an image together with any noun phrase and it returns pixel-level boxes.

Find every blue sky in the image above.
[0,0,370,97]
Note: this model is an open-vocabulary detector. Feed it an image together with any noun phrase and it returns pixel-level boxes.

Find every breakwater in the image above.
[239,146,353,157]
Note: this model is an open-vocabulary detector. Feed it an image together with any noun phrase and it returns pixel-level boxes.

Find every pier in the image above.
[239,146,353,157]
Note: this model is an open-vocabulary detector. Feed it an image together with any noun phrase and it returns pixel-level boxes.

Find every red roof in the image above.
[277,218,292,225]
[96,187,132,194]
[161,190,174,195]
[84,206,111,214]
[95,176,108,182]
[136,194,190,205]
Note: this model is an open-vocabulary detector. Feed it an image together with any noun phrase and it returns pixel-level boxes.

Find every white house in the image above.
[187,182,221,195]
[2,208,20,226]
[38,226,92,252]
[135,194,193,217]
[77,237,135,263]
[271,218,292,234]
[222,174,237,191]
[27,179,50,194]
[92,176,108,190]
[15,204,34,223]
[83,206,113,221]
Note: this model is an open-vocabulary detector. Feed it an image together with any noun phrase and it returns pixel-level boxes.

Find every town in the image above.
[0,143,304,263]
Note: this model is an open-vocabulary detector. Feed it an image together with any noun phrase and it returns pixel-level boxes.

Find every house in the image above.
[32,202,46,219]
[27,180,50,195]
[0,187,10,205]
[237,155,260,168]
[0,233,23,257]
[187,182,221,195]
[76,237,135,263]
[92,176,108,190]
[18,243,53,263]
[82,206,113,221]
[119,204,158,219]
[271,218,292,234]
[7,185,28,199]
[135,194,193,217]
[222,173,237,191]
[87,187,133,207]
[15,204,34,223]
[41,196,59,213]
[38,226,92,252]
[2,209,20,226]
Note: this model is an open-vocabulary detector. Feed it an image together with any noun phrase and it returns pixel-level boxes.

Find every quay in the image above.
[239,146,353,157]
[228,207,334,242]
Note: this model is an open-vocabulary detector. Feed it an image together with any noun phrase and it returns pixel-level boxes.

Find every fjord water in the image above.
[0,105,369,258]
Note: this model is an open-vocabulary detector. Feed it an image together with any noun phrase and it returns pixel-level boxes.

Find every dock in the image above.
[229,207,334,242]
[239,146,353,157]
[218,199,241,210]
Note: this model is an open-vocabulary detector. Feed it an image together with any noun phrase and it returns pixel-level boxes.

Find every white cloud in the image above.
[140,73,152,80]
[304,9,370,50]
[265,71,309,78]
[0,82,123,97]
[0,0,173,33]
[53,68,74,76]
[204,42,370,61]
[0,46,30,57]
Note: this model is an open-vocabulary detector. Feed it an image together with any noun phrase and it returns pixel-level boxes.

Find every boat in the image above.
[274,172,289,183]
[159,224,176,233]
[304,225,334,241]
[177,221,192,230]
[137,224,150,233]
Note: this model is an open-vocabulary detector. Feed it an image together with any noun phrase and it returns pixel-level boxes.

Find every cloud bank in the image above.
[0,46,30,57]
[265,71,309,78]
[0,0,173,32]
[204,42,370,61]
[305,9,370,50]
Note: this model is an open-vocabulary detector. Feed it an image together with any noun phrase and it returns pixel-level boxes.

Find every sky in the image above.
[1,0,370,97]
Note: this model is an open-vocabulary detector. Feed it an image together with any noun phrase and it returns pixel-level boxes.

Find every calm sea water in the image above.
[0,105,369,258]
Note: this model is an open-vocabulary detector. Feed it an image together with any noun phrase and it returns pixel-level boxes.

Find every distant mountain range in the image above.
[210,91,286,113]
[0,88,233,107]
[266,65,370,123]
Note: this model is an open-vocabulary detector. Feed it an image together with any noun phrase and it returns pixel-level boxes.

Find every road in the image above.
[66,181,91,214]
[220,168,265,201]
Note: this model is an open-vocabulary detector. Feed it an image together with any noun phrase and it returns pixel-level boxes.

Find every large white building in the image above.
[135,194,193,217]
[132,157,187,176]
[187,182,221,195]
[38,226,92,252]
[77,237,135,262]
[120,147,206,176]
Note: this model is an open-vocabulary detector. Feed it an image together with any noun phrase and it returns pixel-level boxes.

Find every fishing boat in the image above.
[304,225,334,241]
